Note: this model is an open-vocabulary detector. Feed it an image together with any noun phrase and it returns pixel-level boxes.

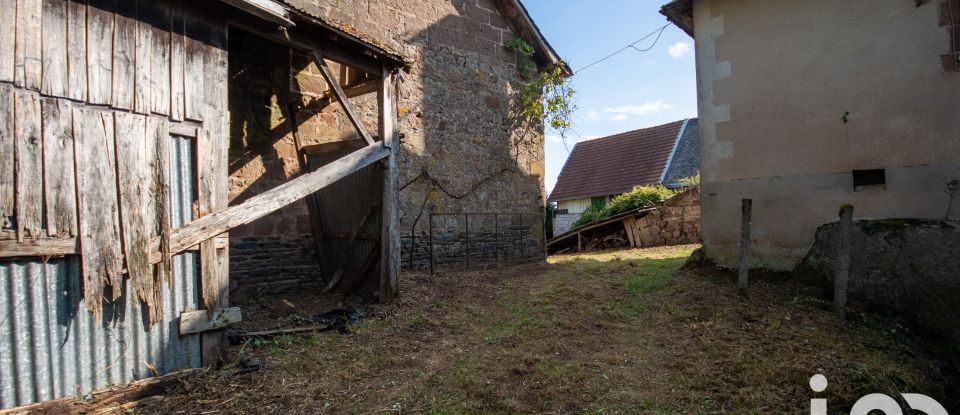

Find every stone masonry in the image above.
[626,188,702,248]
[227,0,548,295]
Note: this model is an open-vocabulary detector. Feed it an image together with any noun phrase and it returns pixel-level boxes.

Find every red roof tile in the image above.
[548,120,686,202]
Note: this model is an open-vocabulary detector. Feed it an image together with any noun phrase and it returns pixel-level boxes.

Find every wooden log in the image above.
[115,112,163,323]
[111,0,136,109]
[378,67,400,302]
[41,98,78,237]
[133,0,152,114]
[835,205,853,320]
[169,0,185,121]
[0,0,15,82]
[14,89,43,240]
[0,85,13,231]
[14,0,42,89]
[737,199,752,293]
[156,144,390,263]
[41,0,69,97]
[148,0,171,115]
[86,0,116,105]
[73,107,124,317]
[179,307,242,335]
[313,52,376,146]
[66,0,88,101]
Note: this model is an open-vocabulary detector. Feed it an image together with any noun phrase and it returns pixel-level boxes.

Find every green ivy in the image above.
[503,38,576,141]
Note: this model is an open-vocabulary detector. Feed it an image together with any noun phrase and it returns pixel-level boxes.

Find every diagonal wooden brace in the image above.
[313,51,376,146]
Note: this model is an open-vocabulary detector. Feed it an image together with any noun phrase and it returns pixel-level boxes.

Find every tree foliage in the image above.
[571,185,676,228]
[504,38,576,141]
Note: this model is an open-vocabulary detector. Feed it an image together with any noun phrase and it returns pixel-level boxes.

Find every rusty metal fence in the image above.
[426,212,546,274]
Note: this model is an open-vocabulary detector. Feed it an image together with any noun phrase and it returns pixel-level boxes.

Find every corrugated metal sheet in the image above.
[309,143,382,292]
[0,135,201,409]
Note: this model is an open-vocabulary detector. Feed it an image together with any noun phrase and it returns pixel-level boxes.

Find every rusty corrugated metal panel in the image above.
[0,136,201,409]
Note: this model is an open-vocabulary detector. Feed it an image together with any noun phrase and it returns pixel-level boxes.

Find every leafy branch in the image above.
[504,38,576,145]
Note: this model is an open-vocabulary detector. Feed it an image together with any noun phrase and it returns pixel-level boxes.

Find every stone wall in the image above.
[626,187,702,248]
[403,213,545,269]
[227,0,546,295]
[552,212,581,236]
[799,219,960,344]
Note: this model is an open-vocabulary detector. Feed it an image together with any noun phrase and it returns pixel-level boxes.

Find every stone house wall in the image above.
[626,188,702,247]
[227,0,546,295]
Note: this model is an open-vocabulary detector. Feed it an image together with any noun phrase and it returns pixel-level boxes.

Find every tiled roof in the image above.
[548,119,693,202]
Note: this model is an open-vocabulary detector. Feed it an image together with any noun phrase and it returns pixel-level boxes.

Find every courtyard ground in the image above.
[84,245,958,414]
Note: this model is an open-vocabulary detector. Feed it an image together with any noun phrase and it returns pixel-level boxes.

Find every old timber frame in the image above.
[0,0,404,409]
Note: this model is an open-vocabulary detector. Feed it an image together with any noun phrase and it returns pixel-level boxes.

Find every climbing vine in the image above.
[504,38,576,142]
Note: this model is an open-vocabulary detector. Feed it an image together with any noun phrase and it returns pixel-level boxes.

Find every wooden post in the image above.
[518,213,524,261]
[542,213,548,261]
[378,66,400,302]
[577,232,583,252]
[287,103,329,279]
[464,213,470,267]
[835,205,853,320]
[738,199,752,293]
[428,212,435,277]
[494,213,502,267]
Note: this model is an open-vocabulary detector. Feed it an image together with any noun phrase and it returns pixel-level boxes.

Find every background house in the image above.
[548,118,699,235]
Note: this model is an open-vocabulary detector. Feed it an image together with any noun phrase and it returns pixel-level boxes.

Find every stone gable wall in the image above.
[228,0,546,295]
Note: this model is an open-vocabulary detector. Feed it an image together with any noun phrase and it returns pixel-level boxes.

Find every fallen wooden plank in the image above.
[73,107,125,316]
[0,0,15,82]
[179,307,242,335]
[153,144,389,263]
[41,0,69,97]
[14,89,43,240]
[313,52,376,146]
[14,0,42,89]
[233,325,332,338]
[66,0,88,101]
[42,98,78,237]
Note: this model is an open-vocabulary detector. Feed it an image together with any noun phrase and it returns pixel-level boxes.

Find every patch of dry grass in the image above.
[130,244,955,414]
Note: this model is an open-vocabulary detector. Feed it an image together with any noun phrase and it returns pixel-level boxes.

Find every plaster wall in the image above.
[693,0,960,269]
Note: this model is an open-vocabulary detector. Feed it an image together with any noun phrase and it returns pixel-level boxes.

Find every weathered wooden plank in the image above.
[73,107,124,316]
[0,0,16,82]
[179,307,241,335]
[148,0,170,115]
[182,1,204,121]
[111,0,136,109]
[115,112,162,322]
[220,0,292,26]
[66,0,88,101]
[622,217,636,247]
[155,144,390,262]
[314,52,376,146]
[14,89,43,240]
[14,0,42,89]
[86,0,116,105]
[133,0,151,113]
[378,67,400,302]
[41,0,69,97]
[0,85,13,231]
[0,237,78,257]
[169,0,185,121]
[149,116,174,285]
[41,98,78,237]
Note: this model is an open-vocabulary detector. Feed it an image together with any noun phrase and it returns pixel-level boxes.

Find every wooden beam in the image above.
[220,0,293,27]
[179,307,242,335]
[379,66,400,302]
[149,144,390,263]
[313,52,376,146]
[0,236,228,259]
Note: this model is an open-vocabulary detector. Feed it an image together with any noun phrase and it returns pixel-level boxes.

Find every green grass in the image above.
[611,257,688,317]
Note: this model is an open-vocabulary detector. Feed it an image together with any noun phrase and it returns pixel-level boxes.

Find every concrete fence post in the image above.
[835,205,854,320]
[738,199,752,293]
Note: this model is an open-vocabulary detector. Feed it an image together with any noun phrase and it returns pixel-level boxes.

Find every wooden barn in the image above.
[0,0,404,408]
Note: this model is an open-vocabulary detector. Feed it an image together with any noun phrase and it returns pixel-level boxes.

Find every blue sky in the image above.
[522,0,698,194]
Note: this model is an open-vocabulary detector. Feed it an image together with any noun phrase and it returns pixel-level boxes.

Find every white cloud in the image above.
[602,101,675,118]
[584,109,600,122]
[668,41,692,59]
[546,134,562,143]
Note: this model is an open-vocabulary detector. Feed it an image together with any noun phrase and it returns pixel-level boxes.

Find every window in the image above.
[853,169,886,191]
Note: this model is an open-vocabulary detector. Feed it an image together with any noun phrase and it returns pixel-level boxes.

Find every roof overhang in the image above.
[493,0,573,76]
[660,0,694,37]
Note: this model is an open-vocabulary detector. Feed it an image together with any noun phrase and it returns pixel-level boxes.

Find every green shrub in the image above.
[571,185,676,229]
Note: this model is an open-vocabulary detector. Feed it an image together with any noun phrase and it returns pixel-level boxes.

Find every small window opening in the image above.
[853,169,886,191]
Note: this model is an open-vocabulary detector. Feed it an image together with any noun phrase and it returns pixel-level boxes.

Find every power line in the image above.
[573,23,672,75]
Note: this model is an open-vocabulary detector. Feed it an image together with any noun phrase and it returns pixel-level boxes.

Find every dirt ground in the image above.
[129,245,955,414]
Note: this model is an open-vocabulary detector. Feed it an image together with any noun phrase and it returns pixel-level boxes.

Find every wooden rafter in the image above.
[313,51,376,146]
